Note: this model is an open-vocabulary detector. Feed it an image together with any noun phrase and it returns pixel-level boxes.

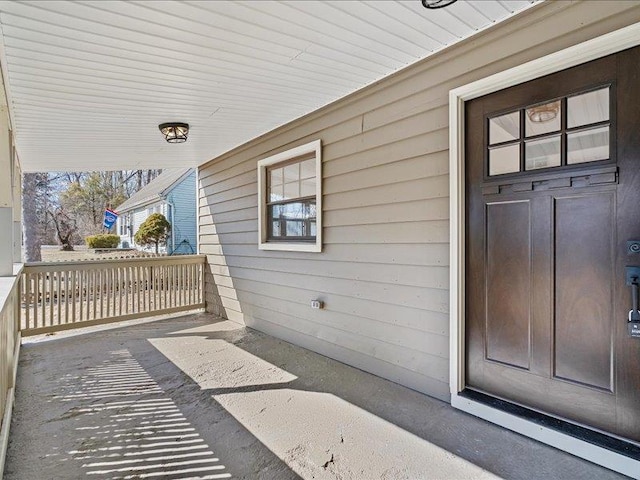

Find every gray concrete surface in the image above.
[4,314,629,479]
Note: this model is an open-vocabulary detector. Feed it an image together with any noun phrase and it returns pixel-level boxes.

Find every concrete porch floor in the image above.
[4,314,628,480]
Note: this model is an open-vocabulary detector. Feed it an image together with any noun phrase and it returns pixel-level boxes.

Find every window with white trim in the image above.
[258,140,322,252]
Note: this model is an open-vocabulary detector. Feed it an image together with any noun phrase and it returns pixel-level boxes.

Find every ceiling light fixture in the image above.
[421,0,457,9]
[526,103,560,123]
[158,122,189,143]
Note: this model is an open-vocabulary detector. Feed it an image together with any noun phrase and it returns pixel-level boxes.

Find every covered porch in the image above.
[2,1,640,478]
[4,314,622,479]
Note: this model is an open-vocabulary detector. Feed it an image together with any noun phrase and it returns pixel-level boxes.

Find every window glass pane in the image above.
[525,100,561,137]
[270,168,283,187]
[568,88,609,128]
[269,201,316,239]
[269,183,283,202]
[489,111,520,145]
[286,220,304,237]
[284,163,299,183]
[272,221,281,237]
[284,181,300,200]
[301,178,315,197]
[489,144,520,176]
[525,136,561,170]
[300,159,316,179]
[567,126,609,164]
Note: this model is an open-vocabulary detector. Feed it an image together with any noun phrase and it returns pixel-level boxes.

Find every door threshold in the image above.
[452,390,640,479]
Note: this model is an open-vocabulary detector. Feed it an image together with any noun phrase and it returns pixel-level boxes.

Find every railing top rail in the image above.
[23,254,205,273]
[0,273,20,318]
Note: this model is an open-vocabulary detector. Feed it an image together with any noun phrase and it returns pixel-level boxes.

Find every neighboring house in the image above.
[197,3,640,476]
[116,169,196,255]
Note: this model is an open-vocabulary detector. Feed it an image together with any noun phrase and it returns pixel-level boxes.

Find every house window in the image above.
[258,140,322,252]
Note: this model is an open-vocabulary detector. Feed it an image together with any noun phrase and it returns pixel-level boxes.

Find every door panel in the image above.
[486,200,531,369]
[553,193,614,391]
[465,47,640,444]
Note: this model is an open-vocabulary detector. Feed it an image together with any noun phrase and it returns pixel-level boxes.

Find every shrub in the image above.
[85,234,120,249]
[134,213,171,254]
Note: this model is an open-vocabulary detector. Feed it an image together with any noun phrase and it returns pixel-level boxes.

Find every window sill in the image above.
[258,242,321,253]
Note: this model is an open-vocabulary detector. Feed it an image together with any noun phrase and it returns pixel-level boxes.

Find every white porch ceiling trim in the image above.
[0,0,536,172]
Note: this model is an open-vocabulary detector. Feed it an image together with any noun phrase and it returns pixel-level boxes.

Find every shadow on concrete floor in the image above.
[5,313,628,480]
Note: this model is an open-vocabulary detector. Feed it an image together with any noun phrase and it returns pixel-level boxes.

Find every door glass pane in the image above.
[489,144,520,176]
[567,88,609,128]
[489,111,520,145]
[567,126,609,164]
[525,100,561,137]
[525,136,561,170]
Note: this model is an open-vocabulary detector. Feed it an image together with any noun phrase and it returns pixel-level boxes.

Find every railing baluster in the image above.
[163,265,167,310]
[178,265,184,307]
[106,268,111,318]
[182,264,186,306]
[98,269,103,320]
[56,271,61,325]
[90,269,96,321]
[112,267,117,316]
[39,273,45,328]
[71,269,77,323]
[187,265,194,305]
[117,267,122,316]
[171,264,176,307]
[156,265,160,311]
[124,266,129,314]
[23,273,29,330]
[62,271,67,324]
[48,272,53,327]
[79,270,84,323]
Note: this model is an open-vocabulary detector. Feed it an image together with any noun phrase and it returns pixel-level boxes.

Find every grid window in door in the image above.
[487,85,612,176]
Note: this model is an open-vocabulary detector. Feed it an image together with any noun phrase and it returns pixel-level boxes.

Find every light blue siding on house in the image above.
[115,169,197,255]
[166,171,197,255]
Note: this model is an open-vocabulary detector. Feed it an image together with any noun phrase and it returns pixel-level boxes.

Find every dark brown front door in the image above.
[465,47,640,443]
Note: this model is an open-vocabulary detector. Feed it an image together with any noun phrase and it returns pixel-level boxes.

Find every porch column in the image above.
[0,105,13,276]
[12,150,21,263]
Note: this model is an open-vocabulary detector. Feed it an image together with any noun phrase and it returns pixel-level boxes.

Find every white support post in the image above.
[12,149,21,263]
[0,106,13,276]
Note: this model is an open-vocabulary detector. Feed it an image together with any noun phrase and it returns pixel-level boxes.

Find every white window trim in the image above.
[449,22,640,478]
[257,139,322,252]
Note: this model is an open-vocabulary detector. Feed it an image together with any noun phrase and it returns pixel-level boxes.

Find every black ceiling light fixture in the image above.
[421,0,458,9]
[158,122,189,143]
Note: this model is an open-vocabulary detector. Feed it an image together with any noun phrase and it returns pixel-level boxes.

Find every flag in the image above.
[103,209,119,230]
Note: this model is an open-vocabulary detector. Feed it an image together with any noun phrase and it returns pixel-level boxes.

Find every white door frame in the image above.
[449,22,640,479]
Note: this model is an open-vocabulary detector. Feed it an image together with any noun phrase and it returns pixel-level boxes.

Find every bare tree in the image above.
[23,172,51,262]
[48,207,78,251]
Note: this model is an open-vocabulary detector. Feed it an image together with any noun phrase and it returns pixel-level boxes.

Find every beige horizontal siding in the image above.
[198,1,640,401]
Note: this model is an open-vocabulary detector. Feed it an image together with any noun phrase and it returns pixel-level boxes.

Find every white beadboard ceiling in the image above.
[0,0,536,172]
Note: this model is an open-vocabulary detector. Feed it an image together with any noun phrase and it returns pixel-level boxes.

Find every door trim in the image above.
[449,21,640,478]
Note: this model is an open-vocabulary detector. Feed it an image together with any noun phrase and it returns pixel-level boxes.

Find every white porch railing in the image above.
[20,255,205,336]
[0,269,21,472]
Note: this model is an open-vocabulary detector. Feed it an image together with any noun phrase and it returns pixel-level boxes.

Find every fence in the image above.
[21,255,205,336]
